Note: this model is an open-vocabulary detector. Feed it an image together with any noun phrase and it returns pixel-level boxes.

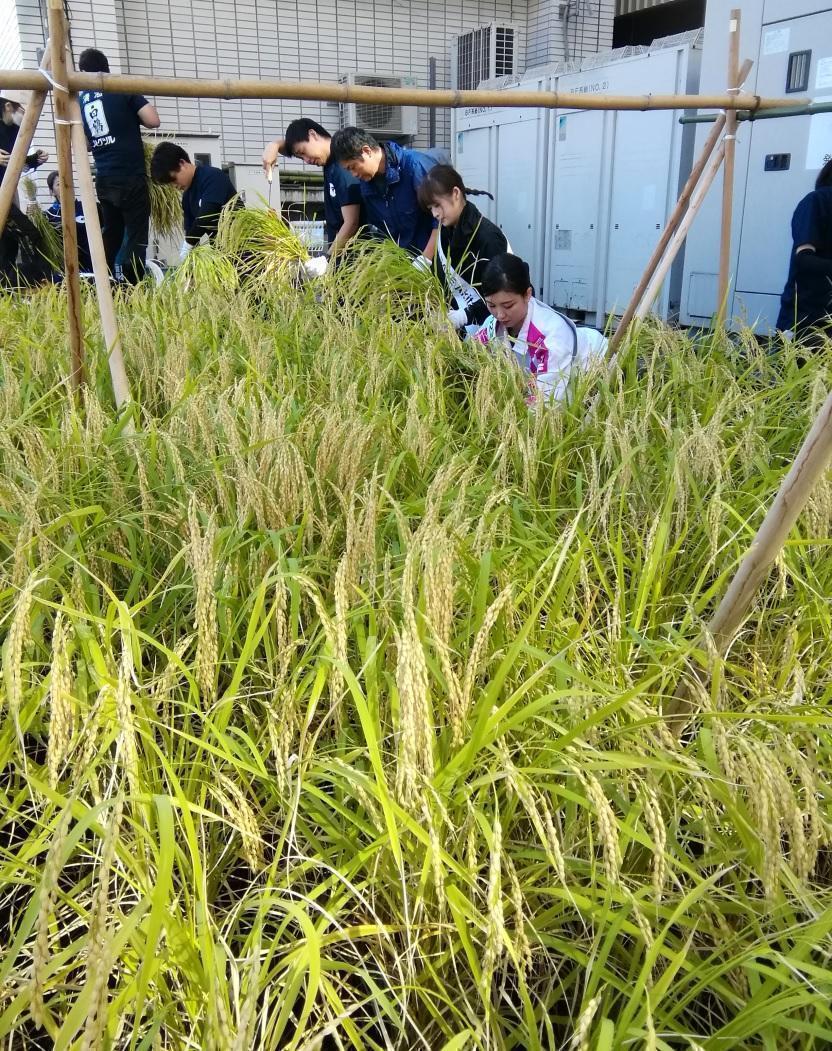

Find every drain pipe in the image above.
[560,1,572,63]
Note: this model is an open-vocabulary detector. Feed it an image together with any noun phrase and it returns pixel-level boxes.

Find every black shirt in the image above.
[322,157,362,245]
[79,91,148,178]
[0,121,45,184]
[182,164,237,243]
[777,185,832,333]
[438,201,508,327]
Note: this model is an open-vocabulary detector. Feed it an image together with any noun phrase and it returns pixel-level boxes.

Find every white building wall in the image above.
[527,0,614,67]
[0,0,23,70]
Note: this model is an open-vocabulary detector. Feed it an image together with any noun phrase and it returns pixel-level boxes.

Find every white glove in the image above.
[303,255,329,279]
[447,307,468,329]
[411,254,431,273]
[179,240,192,261]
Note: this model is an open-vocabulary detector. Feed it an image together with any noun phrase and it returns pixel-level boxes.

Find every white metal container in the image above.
[452,69,553,287]
[452,33,702,326]
[680,0,832,332]
[546,34,702,323]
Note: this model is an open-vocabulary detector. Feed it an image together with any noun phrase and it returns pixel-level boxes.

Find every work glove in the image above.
[178,240,192,261]
[303,255,329,279]
[447,307,468,329]
[411,254,431,273]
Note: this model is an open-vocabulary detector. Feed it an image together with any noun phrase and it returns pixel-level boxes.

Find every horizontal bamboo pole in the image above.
[0,67,810,113]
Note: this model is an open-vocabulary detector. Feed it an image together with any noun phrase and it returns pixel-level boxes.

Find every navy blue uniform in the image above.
[182,164,237,244]
[79,90,151,283]
[358,141,438,253]
[777,185,832,335]
[322,158,362,246]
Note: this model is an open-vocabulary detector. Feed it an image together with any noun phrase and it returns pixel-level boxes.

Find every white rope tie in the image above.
[38,65,69,94]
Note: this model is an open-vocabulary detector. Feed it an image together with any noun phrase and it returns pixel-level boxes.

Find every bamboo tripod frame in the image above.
[1,17,831,728]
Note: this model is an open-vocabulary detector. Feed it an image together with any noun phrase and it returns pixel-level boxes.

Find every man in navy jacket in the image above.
[150,142,237,245]
[330,127,440,260]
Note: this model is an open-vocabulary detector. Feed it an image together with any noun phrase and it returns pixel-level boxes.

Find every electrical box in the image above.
[680,0,832,332]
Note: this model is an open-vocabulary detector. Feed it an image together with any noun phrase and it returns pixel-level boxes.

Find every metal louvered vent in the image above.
[451,23,521,91]
[338,73,418,137]
[786,51,812,94]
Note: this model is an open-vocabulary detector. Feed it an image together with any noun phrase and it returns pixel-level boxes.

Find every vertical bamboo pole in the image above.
[716,9,741,326]
[0,89,47,236]
[67,92,133,411]
[47,0,84,391]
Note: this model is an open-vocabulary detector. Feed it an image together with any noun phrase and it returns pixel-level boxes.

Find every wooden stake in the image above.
[0,89,47,237]
[716,9,742,326]
[47,0,84,391]
[67,91,133,413]
[668,386,832,731]
[0,66,807,114]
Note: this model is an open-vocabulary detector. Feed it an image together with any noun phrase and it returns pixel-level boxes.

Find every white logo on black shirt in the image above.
[83,99,110,138]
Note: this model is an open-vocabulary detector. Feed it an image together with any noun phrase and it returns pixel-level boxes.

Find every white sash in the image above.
[437,234,483,312]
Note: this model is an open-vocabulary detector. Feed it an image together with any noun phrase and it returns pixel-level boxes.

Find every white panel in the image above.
[547,109,605,311]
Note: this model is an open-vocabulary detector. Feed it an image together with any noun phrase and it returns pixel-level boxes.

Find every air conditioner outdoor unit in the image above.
[451,23,522,91]
[339,73,419,137]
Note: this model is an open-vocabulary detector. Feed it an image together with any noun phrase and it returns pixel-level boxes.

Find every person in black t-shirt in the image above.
[77,48,160,284]
[777,159,832,342]
[1,93,50,284]
[261,118,364,274]
[150,142,237,246]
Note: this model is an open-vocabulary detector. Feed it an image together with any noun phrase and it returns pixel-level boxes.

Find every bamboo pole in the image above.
[634,139,727,322]
[0,88,47,237]
[66,80,133,413]
[716,9,742,326]
[0,67,808,113]
[47,0,84,391]
[668,386,832,731]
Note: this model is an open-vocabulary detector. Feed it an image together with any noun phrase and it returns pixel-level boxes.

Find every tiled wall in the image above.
[527,0,614,67]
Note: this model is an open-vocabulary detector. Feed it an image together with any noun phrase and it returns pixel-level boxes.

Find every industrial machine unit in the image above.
[452,68,554,284]
[452,32,702,326]
[546,32,701,322]
[680,0,832,332]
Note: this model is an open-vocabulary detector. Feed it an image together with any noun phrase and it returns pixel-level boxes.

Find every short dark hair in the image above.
[78,48,110,73]
[481,254,533,298]
[330,127,381,164]
[150,141,190,184]
[816,158,832,191]
[47,170,60,193]
[283,118,330,157]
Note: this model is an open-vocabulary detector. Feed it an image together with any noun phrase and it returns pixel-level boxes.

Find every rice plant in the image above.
[216,201,310,290]
[19,176,63,271]
[144,141,184,239]
[0,265,831,1050]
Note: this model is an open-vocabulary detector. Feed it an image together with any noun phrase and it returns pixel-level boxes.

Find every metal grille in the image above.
[786,50,812,94]
[456,26,491,91]
[353,77,399,130]
[494,26,515,77]
[616,0,674,13]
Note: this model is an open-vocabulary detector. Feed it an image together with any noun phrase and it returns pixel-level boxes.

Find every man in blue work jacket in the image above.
[330,127,441,263]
